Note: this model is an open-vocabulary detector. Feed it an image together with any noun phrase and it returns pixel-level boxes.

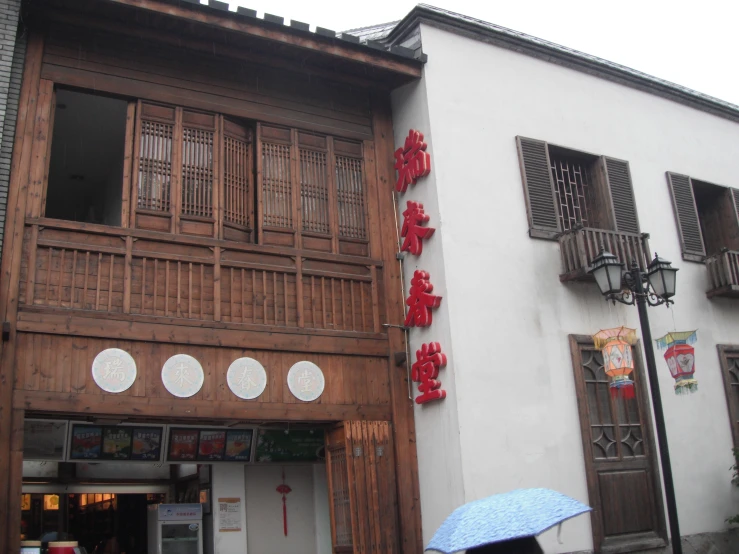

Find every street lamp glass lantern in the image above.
[647,254,678,299]
[588,249,624,296]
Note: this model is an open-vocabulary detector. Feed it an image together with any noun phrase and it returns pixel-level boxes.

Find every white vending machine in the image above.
[147,503,204,554]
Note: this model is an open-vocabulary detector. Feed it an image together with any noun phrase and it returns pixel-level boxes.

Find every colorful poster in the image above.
[131,427,163,461]
[255,429,325,462]
[198,430,226,461]
[168,429,199,461]
[102,427,133,460]
[224,429,253,462]
[70,425,103,460]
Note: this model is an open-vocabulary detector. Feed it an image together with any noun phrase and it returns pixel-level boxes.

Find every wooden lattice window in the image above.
[133,103,254,241]
[299,134,330,235]
[335,139,366,241]
[137,104,174,212]
[258,126,369,255]
[550,151,596,231]
[181,120,214,218]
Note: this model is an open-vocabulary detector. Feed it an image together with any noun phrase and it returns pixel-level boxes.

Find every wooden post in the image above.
[370,93,422,554]
[213,246,221,321]
[123,235,133,313]
[0,32,44,554]
[121,102,136,228]
[296,255,304,327]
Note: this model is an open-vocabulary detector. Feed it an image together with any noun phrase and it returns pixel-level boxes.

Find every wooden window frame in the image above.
[257,124,370,256]
[717,345,739,447]
[569,334,666,554]
[667,172,739,263]
[517,136,640,240]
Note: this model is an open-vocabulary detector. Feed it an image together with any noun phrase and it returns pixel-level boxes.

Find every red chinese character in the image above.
[404,270,442,328]
[400,200,435,256]
[394,129,431,193]
[412,342,447,404]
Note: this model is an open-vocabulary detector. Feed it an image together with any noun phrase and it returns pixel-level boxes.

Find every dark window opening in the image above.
[692,179,736,256]
[548,147,599,231]
[46,89,128,225]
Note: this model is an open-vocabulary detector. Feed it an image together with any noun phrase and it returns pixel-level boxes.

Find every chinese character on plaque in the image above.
[287,361,325,402]
[91,348,137,393]
[394,129,431,193]
[411,342,447,404]
[226,357,268,400]
[404,270,442,328]
[161,354,205,398]
[400,200,435,256]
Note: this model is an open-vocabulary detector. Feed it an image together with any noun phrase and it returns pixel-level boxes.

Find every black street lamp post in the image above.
[588,250,681,554]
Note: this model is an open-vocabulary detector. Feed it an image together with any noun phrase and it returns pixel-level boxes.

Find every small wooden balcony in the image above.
[706,249,739,298]
[558,227,652,282]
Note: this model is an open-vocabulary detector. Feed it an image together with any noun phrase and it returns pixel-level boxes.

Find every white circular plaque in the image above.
[227,357,267,400]
[161,354,204,398]
[287,361,325,402]
[92,348,137,393]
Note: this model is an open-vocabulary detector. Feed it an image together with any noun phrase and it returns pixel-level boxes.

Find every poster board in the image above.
[254,429,325,462]
[23,419,68,461]
[167,428,254,463]
[217,497,242,532]
[68,423,164,462]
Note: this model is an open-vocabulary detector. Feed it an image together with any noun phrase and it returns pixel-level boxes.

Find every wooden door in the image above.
[325,421,399,554]
[569,335,666,553]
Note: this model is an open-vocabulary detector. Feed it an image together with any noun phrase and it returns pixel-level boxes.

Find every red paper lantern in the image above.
[657,331,697,395]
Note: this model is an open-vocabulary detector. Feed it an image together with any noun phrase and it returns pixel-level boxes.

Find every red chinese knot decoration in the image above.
[276,471,292,536]
[401,201,435,256]
[394,129,431,193]
[656,331,698,395]
[593,327,637,400]
[411,342,447,404]
[404,270,442,328]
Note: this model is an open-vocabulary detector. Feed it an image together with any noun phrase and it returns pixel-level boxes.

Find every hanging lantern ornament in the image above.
[655,331,698,395]
[276,470,292,537]
[593,327,638,400]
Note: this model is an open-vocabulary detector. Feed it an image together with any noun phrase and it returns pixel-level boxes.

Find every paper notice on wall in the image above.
[217,497,242,532]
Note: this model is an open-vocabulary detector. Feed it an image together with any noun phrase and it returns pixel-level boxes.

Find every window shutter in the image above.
[516,136,560,239]
[732,189,739,228]
[667,172,705,259]
[604,157,639,234]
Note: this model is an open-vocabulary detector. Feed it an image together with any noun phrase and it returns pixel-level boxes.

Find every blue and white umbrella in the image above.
[426,488,591,553]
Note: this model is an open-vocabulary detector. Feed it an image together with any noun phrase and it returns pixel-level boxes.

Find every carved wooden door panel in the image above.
[325,421,400,554]
[570,336,666,553]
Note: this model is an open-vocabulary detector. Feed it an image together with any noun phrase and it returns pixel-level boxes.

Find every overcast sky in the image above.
[220,0,739,106]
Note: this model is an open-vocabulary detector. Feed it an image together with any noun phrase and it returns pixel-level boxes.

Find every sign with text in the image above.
[23,420,68,461]
[69,424,164,462]
[217,498,242,532]
[168,429,199,461]
[255,429,325,462]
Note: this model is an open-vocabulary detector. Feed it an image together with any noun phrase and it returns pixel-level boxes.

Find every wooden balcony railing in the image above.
[559,226,652,283]
[706,249,739,298]
[19,219,385,334]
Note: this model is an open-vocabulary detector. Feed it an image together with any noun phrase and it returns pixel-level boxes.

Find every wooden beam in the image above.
[370,93,423,554]
[103,0,421,79]
[0,32,44,554]
[16,309,390,357]
[15,390,392,422]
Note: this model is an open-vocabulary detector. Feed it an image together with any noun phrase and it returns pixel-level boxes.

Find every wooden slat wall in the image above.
[18,222,384,334]
[13,333,392,418]
[327,421,399,554]
[40,24,373,140]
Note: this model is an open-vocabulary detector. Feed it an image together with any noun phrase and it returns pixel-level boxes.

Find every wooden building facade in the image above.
[0,0,424,552]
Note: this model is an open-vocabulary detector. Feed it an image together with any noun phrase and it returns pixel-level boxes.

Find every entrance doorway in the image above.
[569,335,667,553]
[21,492,164,553]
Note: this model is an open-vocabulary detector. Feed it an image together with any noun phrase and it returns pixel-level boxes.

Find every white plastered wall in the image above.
[392,22,739,553]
